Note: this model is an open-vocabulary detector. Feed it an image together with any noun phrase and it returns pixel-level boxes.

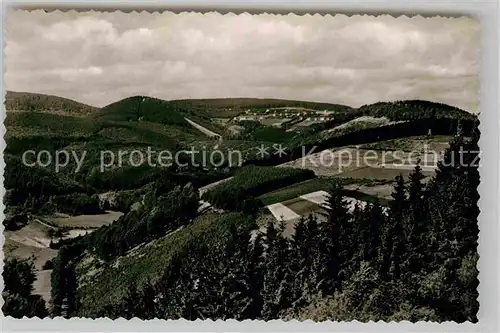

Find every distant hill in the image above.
[168,97,353,110]
[96,96,223,134]
[5,91,99,116]
[7,92,474,122]
[167,98,353,118]
[357,100,476,121]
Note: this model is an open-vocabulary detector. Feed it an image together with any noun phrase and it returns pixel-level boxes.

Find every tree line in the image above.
[201,166,314,212]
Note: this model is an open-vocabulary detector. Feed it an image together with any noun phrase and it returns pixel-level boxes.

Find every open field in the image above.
[279,147,409,176]
[344,183,395,200]
[265,190,368,223]
[278,148,367,176]
[293,119,323,127]
[266,202,302,221]
[334,166,435,180]
[284,196,323,217]
[258,177,392,206]
[258,178,332,206]
[264,190,369,238]
[259,118,291,127]
[43,210,124,229]
[279,141,445,179]
[4,221,59,303]
[212,118,232,126]
[326,116,393,134]
[299,190,329,205]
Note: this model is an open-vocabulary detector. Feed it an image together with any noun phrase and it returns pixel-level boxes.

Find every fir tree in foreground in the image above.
[2,258,48,318]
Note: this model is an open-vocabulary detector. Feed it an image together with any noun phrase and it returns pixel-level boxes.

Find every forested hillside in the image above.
[357,100,476,121]
[5,91,99,116]
[3,92,479,322]
[96,96,223,134]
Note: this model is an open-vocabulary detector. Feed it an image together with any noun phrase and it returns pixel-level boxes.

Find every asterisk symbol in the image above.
[273,144,287,157]
[255,144,270,159]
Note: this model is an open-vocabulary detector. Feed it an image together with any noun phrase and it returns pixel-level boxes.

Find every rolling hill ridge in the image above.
[5,91,99,116]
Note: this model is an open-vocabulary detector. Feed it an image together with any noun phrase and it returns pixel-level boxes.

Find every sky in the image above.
[5,11,479,112]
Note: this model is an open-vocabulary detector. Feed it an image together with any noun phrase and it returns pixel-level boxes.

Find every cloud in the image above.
[5,11,479,112]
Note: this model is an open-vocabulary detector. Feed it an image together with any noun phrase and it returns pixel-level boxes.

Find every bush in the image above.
[3,212,28,231]
[42,259,54,270]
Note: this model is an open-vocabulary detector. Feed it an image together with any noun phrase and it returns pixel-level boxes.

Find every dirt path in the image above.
[185,117,222,140]
[33,218,57,230]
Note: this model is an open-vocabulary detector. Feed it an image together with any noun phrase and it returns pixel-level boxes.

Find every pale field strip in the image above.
[344,183,394,200]
[266,190,369,224]
[378,164,438,171]
[299,190,330,205]
[44,211,124,228]
[266,202,302,221]
[32,270,52,303]
[327,116,392,132]
[299,190,367,212]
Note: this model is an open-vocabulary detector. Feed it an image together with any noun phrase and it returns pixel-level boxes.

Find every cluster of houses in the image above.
[234,115,334,123]
[230,108,336,127]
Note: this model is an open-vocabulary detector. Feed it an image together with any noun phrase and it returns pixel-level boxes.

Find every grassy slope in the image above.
[5,112,99,138]
[5,91,99,116]
[95,96,223,134]
[357,100,475,121]
[5,111,203,152]
[76,212,255,316]
[258,177,392,206]
[4,111,207,190]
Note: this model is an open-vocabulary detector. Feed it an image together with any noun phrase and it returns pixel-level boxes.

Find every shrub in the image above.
[42,259,54,270]
[50,193,103,215]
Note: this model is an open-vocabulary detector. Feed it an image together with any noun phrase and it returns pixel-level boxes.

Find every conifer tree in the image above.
[2,258,48,318]
[289,215,322,309]
[261,221,293,319]
[319,182,350,291]
[65,262,78,317]
[405,162,429,276]
[364,199,385,264]
[382,175,407,280]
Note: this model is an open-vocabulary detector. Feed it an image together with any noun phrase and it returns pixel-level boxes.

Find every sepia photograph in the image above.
[3,10,480,322]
